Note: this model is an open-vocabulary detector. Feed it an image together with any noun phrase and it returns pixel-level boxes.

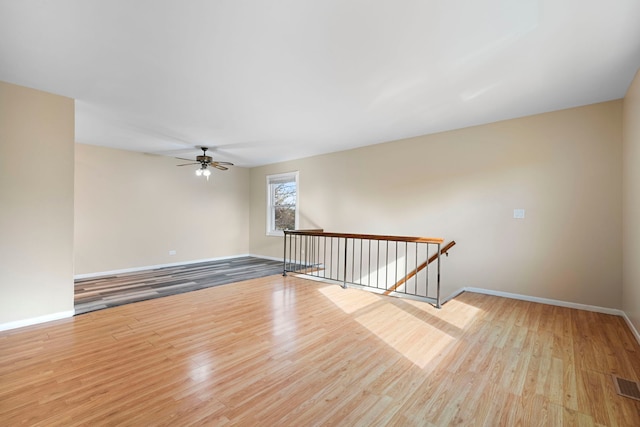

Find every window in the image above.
[266,171,298,236]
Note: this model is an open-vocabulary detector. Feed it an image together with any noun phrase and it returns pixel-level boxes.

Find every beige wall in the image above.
[623,69,640,331]
[0,79,628,326]
[74,144,250,275]
[0,81,75,324]
[250,101,623,308]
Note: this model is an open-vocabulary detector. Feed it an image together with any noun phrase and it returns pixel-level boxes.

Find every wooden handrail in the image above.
[384,240,456,295]
[284,229,444,245]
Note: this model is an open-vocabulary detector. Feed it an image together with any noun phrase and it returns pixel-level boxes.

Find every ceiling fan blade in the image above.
[177,162,199,166]
[212,164,229,171]
[175,157,194,162]
[213,161,234,166]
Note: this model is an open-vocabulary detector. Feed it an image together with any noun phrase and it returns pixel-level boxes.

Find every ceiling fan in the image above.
[176,147,234,180]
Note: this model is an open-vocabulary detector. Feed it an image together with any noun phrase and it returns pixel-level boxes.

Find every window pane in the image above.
[267,171,298,234]
[274,206,295,231]
[272,181,296,206]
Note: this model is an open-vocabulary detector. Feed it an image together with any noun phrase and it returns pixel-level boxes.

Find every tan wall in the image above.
[0,81,75,324]
[623,69,640,331]
[74,144,250,275]
[250,101,623,308]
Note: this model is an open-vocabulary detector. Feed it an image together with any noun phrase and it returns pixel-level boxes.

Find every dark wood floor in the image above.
[74,256,285,314]
[2,274,640,425]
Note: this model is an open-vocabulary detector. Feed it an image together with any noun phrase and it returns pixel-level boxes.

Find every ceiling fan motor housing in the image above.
[196,155,213,163]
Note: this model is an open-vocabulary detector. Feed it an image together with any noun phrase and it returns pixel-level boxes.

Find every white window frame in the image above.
[266,171,299,236]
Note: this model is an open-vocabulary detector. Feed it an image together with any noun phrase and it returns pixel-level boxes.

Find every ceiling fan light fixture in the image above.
[176,147,233,181]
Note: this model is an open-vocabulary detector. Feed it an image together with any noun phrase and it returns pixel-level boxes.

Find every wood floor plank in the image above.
[2,274,640,425]
[74,256,288,314]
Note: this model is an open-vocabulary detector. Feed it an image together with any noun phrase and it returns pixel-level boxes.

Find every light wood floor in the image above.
[1,275,640,426]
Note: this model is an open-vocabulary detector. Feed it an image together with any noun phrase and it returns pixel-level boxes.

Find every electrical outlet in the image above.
[513,209,525,219]
[168,250,176,255]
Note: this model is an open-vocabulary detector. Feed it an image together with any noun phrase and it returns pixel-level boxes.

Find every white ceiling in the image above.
[1,1,639,167]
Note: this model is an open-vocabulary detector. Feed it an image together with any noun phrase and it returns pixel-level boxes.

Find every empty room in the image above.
[1,1,640,425]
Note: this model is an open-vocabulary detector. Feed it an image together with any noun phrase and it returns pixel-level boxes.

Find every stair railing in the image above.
[282,229,453,308]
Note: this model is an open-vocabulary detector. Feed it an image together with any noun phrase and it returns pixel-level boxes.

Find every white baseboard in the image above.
[0,310,75,332]
[461,286,624,316]
[74,254,251,279]
[621,312,640,345]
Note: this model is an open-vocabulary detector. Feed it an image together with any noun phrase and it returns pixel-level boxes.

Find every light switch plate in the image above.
[513,209,525,219]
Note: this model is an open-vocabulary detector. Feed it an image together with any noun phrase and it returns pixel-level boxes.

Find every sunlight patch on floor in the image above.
[403,297,483,330]
[318,284,459,369]
[189,352,213,383]
[355,302,456,369]
[270,287,299,353]
[318,285,381,314]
